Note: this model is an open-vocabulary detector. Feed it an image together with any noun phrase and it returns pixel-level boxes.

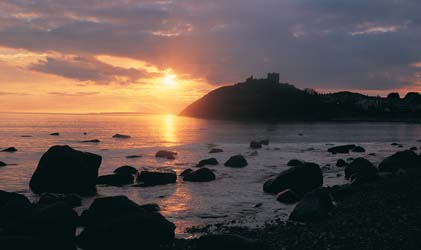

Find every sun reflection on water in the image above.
[162,114,177,145]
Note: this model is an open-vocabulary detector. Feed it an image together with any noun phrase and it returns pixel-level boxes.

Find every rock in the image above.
[155,150,177,160]
[77,196,175,250]
[112,133,131,139]
[180,168,193,177]
[209,148,223,153]
[410,146,418,151]
[1,147,17,153]
[224,155,248,168]
[287,159,304,167]
[125,155,142,159]
[344,157,377,180]
[29,145,102,195]
[378,150,421,172]
[196,158,219,168]
[328,144,356,154]
[249,141,262,149]
[136,169,177,186]
[139,203,161,212]
[352,146,366,153]
[368,153,376,156]
[197,234,260,250]
[336,159,347,167]
[329,184,353,201]
[0,161,6,167]
[276,189,301,204]
[260,139,270,145]
[50,132,60,136]
[113,165,137,175]
[391,142,400,146]
[97,174,134,186]
[0,190,30,208]
[21,135,32,137]
[183,168,216,182]
[38,193,82,207]
[263,162,323,195]
[289,188,333,222]
[81,139,100,143]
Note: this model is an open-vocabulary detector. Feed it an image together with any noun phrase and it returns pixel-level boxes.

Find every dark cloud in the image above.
[0,0,420,90]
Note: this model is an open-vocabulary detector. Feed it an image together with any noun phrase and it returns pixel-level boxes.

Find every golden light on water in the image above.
[163,114,177,144]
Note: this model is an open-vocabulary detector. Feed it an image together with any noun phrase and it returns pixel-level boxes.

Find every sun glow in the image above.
[163,73,177,87]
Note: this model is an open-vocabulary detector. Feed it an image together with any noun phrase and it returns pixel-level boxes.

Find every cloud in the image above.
[0,0,420,90]
[48,91,100,96]
[29,56,156,84]
[0,91,30,96]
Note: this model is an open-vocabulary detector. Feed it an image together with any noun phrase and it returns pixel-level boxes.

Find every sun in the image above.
[163,74,177,87]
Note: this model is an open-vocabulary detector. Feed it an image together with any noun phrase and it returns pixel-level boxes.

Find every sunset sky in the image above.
[0,0,420,113]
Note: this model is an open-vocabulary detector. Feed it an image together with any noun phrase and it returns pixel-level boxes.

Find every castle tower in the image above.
[267,72,279,83]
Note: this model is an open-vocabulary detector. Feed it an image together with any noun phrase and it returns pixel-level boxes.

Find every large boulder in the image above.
[183,168,216,182]
[263,162,323,195]
[224,155,248,168]
[136,169,177,186]
[276,189,301,204]
[344,157,377,180]
[38,193,82,207]
[77,196,175,250]
[196,234,260,250]
[155,150,177,160]
[287,159,304,167]
[97,174,134,186]
[196,158,219,168]
[289,188,334,222]
[113,165,137,175]
[328,144,356,154]
[29,145,102,195]
[378,150,421,172]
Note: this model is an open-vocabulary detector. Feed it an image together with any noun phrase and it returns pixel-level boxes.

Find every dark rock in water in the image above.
[0,161,6,167]
[346,157,354,162]
[378,150,421,172]
[38,193,82,207]
[83,132,87,135]
[112,133,131,139]
[249,141,262,149]
[197,234,260,250]
[263,162,323,195]
[1,147,17,153]
[196,158,219,168]
[113,165,137,175]
[29,145,101,195]
[391,142,400,146]
[125,154,142,159]
[50,132,60,136]
[155,150,177,160]
[336,159,347,167]
[289,187,333,222]
[97,174,134,186]
[410,146,418,151]
[183,168,216,182]
[276,189,301,204]
[254,203,262,208]
[398,145,403,148]
[328,144,355,154]
[352,146,366,153]
[180,168,193,177]
[260,139,269,145]
[139,203,160,212]
[345,157,377,180]
[21,135,32,137]
[368,153,376,156]
[77,196,175,250]
[81,139,100,143]
[287,159,304,167]
[209,148,223,153]
[224,155,248,168]
[137,169,177,186]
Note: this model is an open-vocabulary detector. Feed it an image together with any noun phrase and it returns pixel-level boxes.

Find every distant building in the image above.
[267,73,280,83]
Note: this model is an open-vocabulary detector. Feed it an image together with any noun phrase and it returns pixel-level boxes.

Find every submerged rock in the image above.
[77,196,175,250]
[136,169,177,186]
[113,165,137,175]
[276,189,301,204]
[378,150,421,172]
[97,174,134,186]
[328,144,356,154]
[197,234,260,250]
[1,147,17,153]
[125,155,142,159]
[289,187,333,222]
[209,148,224,153]
[81,139,100,143]
[29,145,101,195]
[224,155,248,168]
[155,150,177,160]
[196,158,219,168]
[249,141,262,149]
[263,162,323,195]
[183,168,216,182]
[50,132,60,136]
[112,133,131,139]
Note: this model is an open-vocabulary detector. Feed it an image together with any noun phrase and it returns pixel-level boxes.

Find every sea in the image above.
[0,112,420,237]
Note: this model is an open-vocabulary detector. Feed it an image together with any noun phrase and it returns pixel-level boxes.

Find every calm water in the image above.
[1,113,421,236]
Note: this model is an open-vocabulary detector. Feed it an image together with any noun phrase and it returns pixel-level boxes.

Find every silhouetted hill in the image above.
[180,73,421,121]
